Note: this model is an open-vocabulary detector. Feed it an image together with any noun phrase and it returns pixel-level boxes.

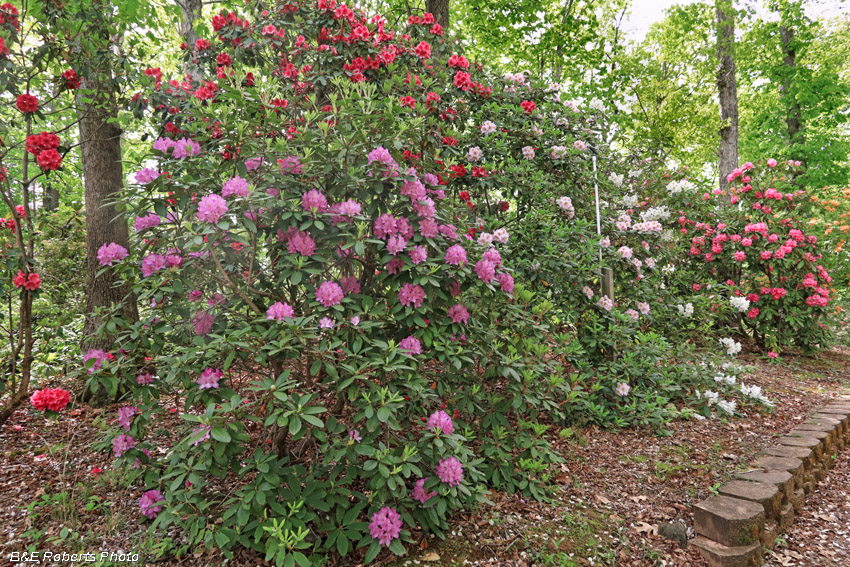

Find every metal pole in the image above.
[591,144,613,300]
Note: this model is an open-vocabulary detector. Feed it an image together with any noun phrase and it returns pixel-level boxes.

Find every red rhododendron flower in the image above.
[414,41,431,59]
[62,69,81,89]
[0,37,9,56]
[36,149,63,171]
[13,271,41,290]
[520,100,536,114]
[30,388,71,412]
[30,389,69,412]
[17,93,39,113]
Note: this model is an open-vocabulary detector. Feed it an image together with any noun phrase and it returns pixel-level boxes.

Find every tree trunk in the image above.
[77,58,138,351]
[43,184,60,211]
[779,25,805,158]
[426,0,449,32]
[715,0,738,196]
[175,0,203,81]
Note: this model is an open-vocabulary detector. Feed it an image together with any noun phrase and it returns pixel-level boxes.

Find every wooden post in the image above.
[602,267,614,300]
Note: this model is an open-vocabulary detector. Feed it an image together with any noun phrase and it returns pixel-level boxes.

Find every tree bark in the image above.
[715,0,738,196]
[426,0,449,32]
[174,0,203,81]
[77,41,138,350]
[779,25,804,156]
[43,184,60,211]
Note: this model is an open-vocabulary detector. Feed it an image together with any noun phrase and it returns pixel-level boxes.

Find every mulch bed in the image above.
[1,348,848,567]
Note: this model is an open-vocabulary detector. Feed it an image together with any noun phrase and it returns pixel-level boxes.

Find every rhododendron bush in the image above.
[612,158,835,354]
[89,2,581,562]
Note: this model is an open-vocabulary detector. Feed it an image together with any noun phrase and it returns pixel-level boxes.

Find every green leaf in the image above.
[211,427,231,443]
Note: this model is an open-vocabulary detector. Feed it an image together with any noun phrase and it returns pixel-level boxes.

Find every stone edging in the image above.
[691,394,850,567]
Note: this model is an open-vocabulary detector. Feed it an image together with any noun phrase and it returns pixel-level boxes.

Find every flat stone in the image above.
[694,495,764,548]
[692,536,764,567]
[735,470,794,502]
[787,428,829,441]
[777,435,821,449]
[813,413,848,430]
[753,455,805,488]
[719,480,782,519]
[821,404,850,414]
[658,522,688,549]
[764,445,815,467]
[777,437,823,460]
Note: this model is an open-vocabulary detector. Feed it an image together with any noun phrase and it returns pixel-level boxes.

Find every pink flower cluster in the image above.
[135,212,161,232]
[221,176,250,198]
[315,281,344,307]
[139,489,164,519]
[196,368,222,389]
[436,456,463,486]
[197,193,228,224]
[369,506,402,546]
[97,242,129,266]
[426,410,453,435]
[398,283,425,308]
[266,301,295,320]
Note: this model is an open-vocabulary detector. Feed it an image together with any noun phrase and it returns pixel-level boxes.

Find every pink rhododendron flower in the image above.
[767,158,777,167]
[373,213,397,238]
[196,368,222,389]
[767,351,779,359]
[139,489,164,519]
[301,189,328,212]
[319,317,335,329]
[408,245,428,265]
[733,251,746,261]
[287,230,316,256]
[136,372,155,385]
[315,281,344,307]
[426,410,453,435]
[447,303,469,324]
[349,429,362,443]
[197,194,228,223]
[117,406,138,431]
[412,478,437,504]
[474,259,496,283]
[266,301,295,320]
[278,155,302,174]
[97,242,128,266]
[135,212,161,232]
[171,137,201,158]
[369,507,402,546]
[221,176,250,197]
[399,336,422,354]
[445,245,467,265]
[112,434,136,457]
[436,456,463,486]
[141,253,168,277]
[386,234,408,255]
[134,167,161,184]
[496,272,514,294]
[419,218,439,238]
[84,349,109,373]
[398,283,425,308]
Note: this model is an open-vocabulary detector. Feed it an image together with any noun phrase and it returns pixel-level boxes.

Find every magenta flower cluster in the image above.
[426,410,454,435]
[436,456,463,487]
[315,281,344,307]
[196,368,222,389]
[369,506,402,546]
[139,489,164,519]
[97,242,128,267]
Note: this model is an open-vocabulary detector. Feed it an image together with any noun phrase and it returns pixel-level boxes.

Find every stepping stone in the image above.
[753,455,805,489]
[735,470,794,502]
[694,495,764,548]
[692,536,763,567]
[777,436,823,460]
[794,423,842,446]
[813,413,848,433]
[764,445,815,467]
[787,428,829,441]
[718,480,783,520]
[806,416,840,428]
